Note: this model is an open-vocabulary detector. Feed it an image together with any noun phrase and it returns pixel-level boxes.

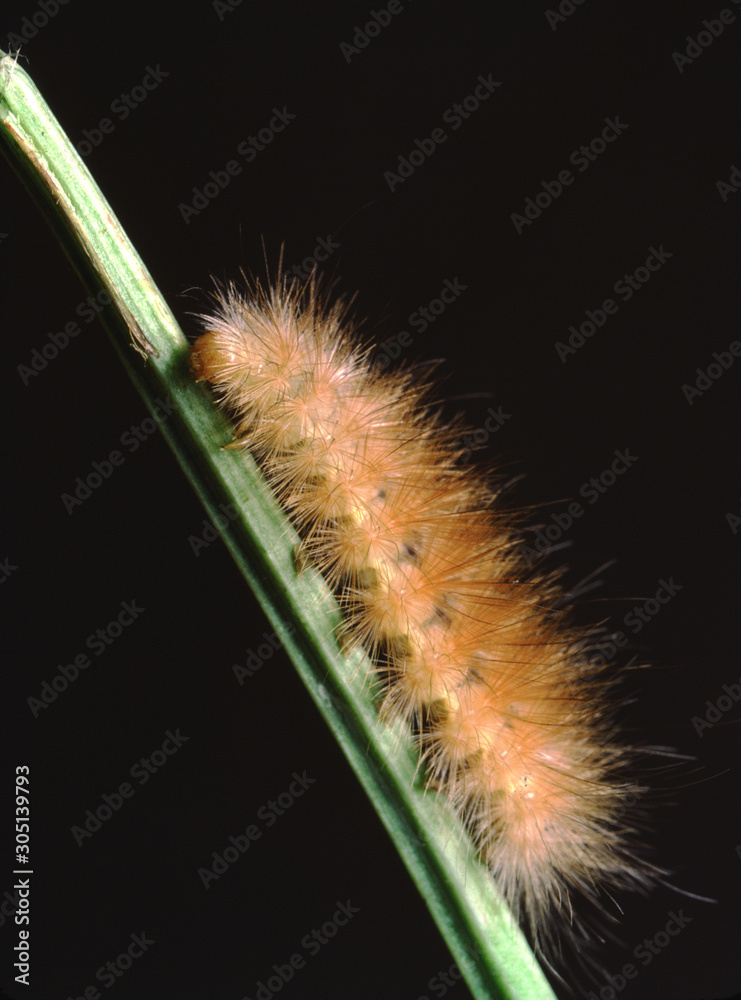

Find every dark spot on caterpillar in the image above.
[400,541,418,564]
[423,604,452,630]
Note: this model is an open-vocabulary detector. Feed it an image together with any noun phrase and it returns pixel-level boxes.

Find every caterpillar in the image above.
[189,272,660,978]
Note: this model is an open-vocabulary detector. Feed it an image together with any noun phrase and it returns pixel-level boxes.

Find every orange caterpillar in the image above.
[189,274,658,968]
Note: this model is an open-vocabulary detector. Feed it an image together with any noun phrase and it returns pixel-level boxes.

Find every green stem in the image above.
[0,50,557,1000]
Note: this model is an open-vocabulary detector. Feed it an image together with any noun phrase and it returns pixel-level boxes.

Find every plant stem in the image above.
[0,49,558,1000]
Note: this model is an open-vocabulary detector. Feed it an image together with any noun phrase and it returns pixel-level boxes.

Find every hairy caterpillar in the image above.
[189,273,660,977]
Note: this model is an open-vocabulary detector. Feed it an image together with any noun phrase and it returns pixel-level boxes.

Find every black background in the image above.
[1,2,739,998]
